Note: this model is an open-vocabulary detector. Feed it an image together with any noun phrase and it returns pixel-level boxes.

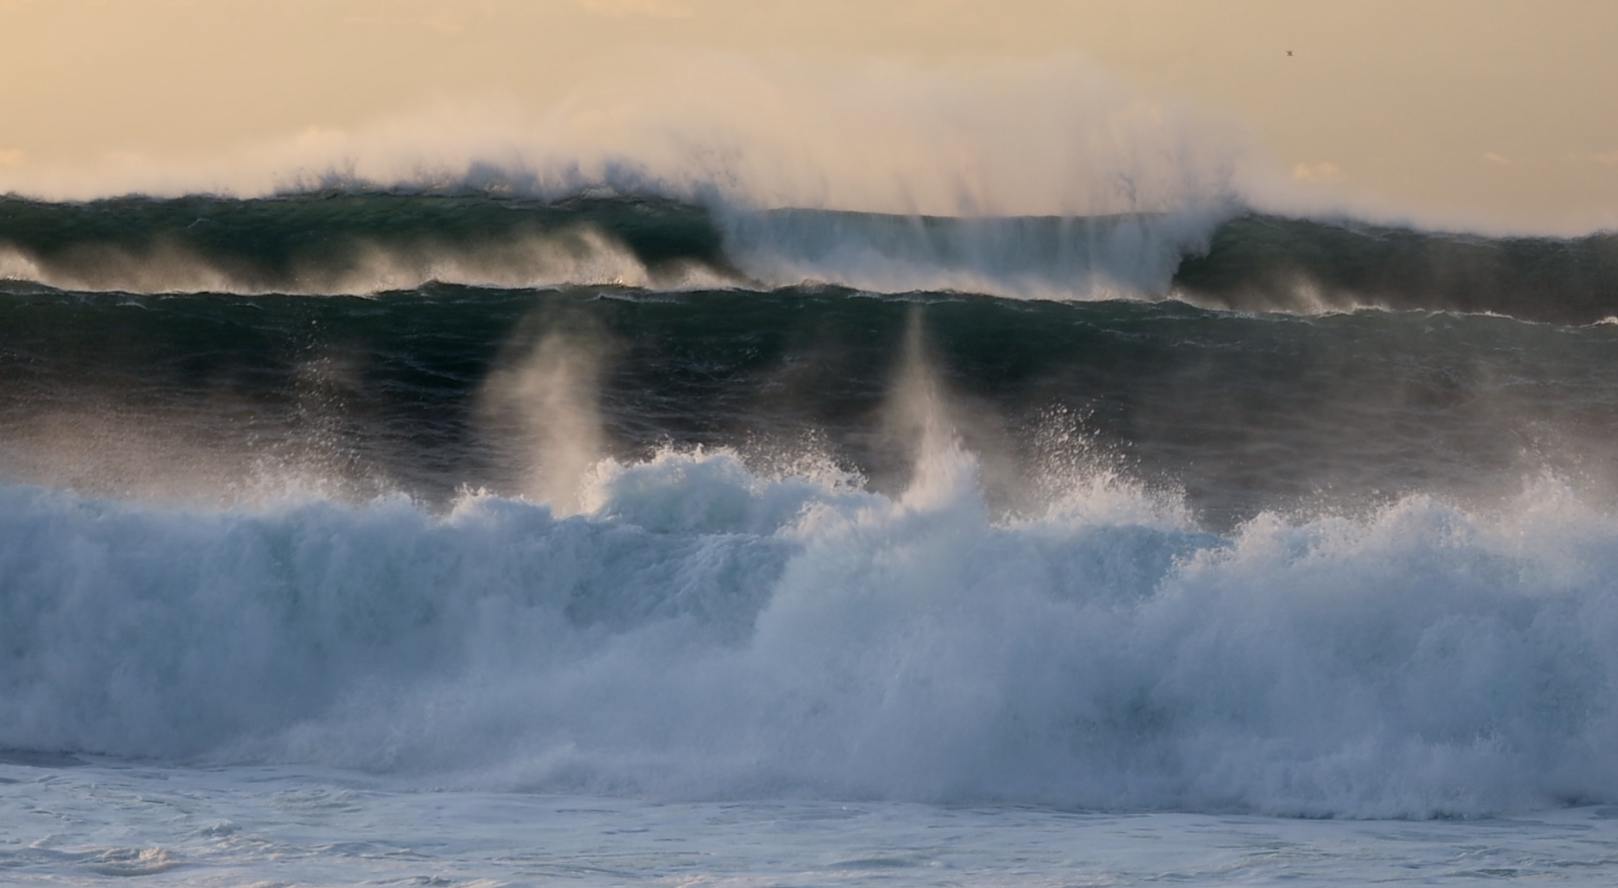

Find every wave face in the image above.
[0,191,1218,300]
[5,193,1617,320]
[1175,215,1618,324]
[0,193,733,294]
[6,187,1618,818]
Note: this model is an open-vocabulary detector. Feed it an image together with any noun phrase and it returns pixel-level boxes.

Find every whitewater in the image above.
[7,59,1618,886]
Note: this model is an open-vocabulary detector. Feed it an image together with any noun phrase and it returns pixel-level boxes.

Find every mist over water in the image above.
[472,311,609,514]
[0,55,1239,216]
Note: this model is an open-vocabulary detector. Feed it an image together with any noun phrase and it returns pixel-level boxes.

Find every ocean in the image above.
[5,189,1618,885]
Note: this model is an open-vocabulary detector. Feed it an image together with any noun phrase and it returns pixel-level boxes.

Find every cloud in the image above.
[1291,161,1341,182]
[575,0,693,19]
[1482,152,1511,165]
[0,149,25,166]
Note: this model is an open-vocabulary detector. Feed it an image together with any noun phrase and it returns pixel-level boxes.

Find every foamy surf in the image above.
[4,430,1617,818]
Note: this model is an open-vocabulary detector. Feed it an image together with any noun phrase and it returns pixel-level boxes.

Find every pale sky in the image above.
[1,0,1615,232]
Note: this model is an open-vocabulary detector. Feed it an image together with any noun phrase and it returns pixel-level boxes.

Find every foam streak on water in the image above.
[7,759,1618,887]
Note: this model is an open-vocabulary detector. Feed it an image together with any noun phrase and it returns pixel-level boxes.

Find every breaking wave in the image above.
[3,441,1618,818]
[2,192,1616,320]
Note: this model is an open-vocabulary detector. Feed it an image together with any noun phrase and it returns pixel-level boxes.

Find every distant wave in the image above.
[1174,214,1618,325]
[0,193,737,295]
[2,191,1616,321]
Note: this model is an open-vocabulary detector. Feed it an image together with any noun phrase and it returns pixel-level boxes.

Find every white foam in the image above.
[4,437,1618,816]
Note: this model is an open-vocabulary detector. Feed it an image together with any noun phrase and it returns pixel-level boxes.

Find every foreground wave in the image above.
[3,191,1616,320]
[3,445,1617,818]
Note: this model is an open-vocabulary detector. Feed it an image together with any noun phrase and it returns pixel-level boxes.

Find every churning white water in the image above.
[6,427,1618,817]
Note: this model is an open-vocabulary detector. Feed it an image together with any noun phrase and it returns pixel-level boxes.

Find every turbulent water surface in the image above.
[6,190,1618,885]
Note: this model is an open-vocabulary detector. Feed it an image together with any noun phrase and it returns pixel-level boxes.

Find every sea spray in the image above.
[715,207,1221,299]
[0,54,1239,219]
[477,310,612,515]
